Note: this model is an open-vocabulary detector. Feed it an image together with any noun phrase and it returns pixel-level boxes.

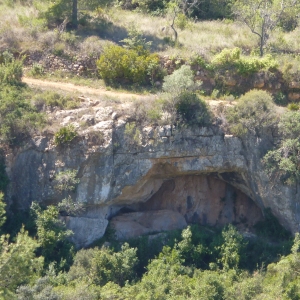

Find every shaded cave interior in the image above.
[109,173,264,240]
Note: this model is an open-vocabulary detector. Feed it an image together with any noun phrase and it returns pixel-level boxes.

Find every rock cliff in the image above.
[4,107,300,247]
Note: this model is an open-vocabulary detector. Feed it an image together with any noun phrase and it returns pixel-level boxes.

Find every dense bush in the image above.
[0,155,8,192]
[118,0,169,14]
[0,86,45,145]
[68,243,138,287]
[0,52,23,86]
[30,202,75,271]
[226,89,277,136]
[211,48,278,75]
[33,91,79,110]
[54,170,79,193]
[163,64,198,95]
[0,195,297,299]
[161,65,205,126]
[54,124,77,146]
[264,111,300,185]
[176,92,212,127]
[97,45,161,85]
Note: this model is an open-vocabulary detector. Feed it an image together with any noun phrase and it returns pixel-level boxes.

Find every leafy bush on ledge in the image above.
[54,124,77,146]
[211,48,279,75]
[226,89,277,137]
[96,45,161,85]
[263,111,300,185]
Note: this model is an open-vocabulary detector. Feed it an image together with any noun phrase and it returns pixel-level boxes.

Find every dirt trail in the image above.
[23,77,148,100]
[23,77,238,108]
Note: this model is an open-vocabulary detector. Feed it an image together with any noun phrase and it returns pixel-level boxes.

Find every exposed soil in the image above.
[22,77,148,101]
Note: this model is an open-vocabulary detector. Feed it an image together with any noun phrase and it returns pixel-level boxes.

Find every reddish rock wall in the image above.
[111,175,264,240]
[139,175,263,227]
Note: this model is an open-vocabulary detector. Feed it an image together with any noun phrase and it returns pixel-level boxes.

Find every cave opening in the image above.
[110,174,264,240]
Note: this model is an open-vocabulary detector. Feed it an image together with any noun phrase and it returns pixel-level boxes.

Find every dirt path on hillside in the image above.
[23,77,148,100]
[22,77,286,114]
[23,77,236,107]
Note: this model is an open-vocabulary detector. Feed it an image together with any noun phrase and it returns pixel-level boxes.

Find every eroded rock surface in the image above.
[111,210,187,240]
[137,175,263,228]
[4,111,300,247]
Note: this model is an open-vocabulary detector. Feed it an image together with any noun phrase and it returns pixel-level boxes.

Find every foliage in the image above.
[33,91,79,110]
[0,52,23,86]
[211,47,279,75]
[120,26,152,55]
[29,63,44,77]
[131,0,169,14]
[161,65,204,126]
[287,103,299,111]
[0,193,6,229]
[0,85,45,145]
[57,196,85,216]
[233,0,300,56]
[54,170,79,193]
[97,45,161,85]
[176,92,212,127]
[54,124,77,146]
[0,55,44,146]
[30,202,74,270]
[263,111,300,185]
[16,276,60,300]
[217,224,246,271]
[274,91,288,106]
[124,122,141,144]
[0,226,43,296]
[226,89,277,137]
[163,64,198,96]
[68,243,138,286]
[0,156,8,193]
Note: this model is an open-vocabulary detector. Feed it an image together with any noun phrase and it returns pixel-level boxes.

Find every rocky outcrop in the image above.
[4,109,300,247]
[111,210,187,241]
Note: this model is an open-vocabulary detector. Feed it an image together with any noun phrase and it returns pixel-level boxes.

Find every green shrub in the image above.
[274,92,288,106]
[226,89,277,136]
[287,103,299,111]
[263,111,300,185]
[125,122,141,144]
[0,86,45,145]
[0,53,23,85]
[120,26,152,55]
[68,243,138,287]
[131,0,168,14]
[52,42,65,56]
[163,65,198,95]
[54,124,77,146]
[211,48,278,75]
[189,54,210,70]
[161,65,202,125]
[96,45,161,85]
[58,196,85,216]
[29,63,44,77]
[33,91,79,110]
[30,202,74,271]
[278,111,300,139]
[54,170,79,193]
[176,92,212,127]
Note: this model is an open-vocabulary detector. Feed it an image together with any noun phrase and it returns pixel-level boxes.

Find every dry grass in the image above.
[1,3,300,71]
[108,9,260,59]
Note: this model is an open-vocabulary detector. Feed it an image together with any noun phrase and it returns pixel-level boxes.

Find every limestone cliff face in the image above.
[4,115,300,247]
